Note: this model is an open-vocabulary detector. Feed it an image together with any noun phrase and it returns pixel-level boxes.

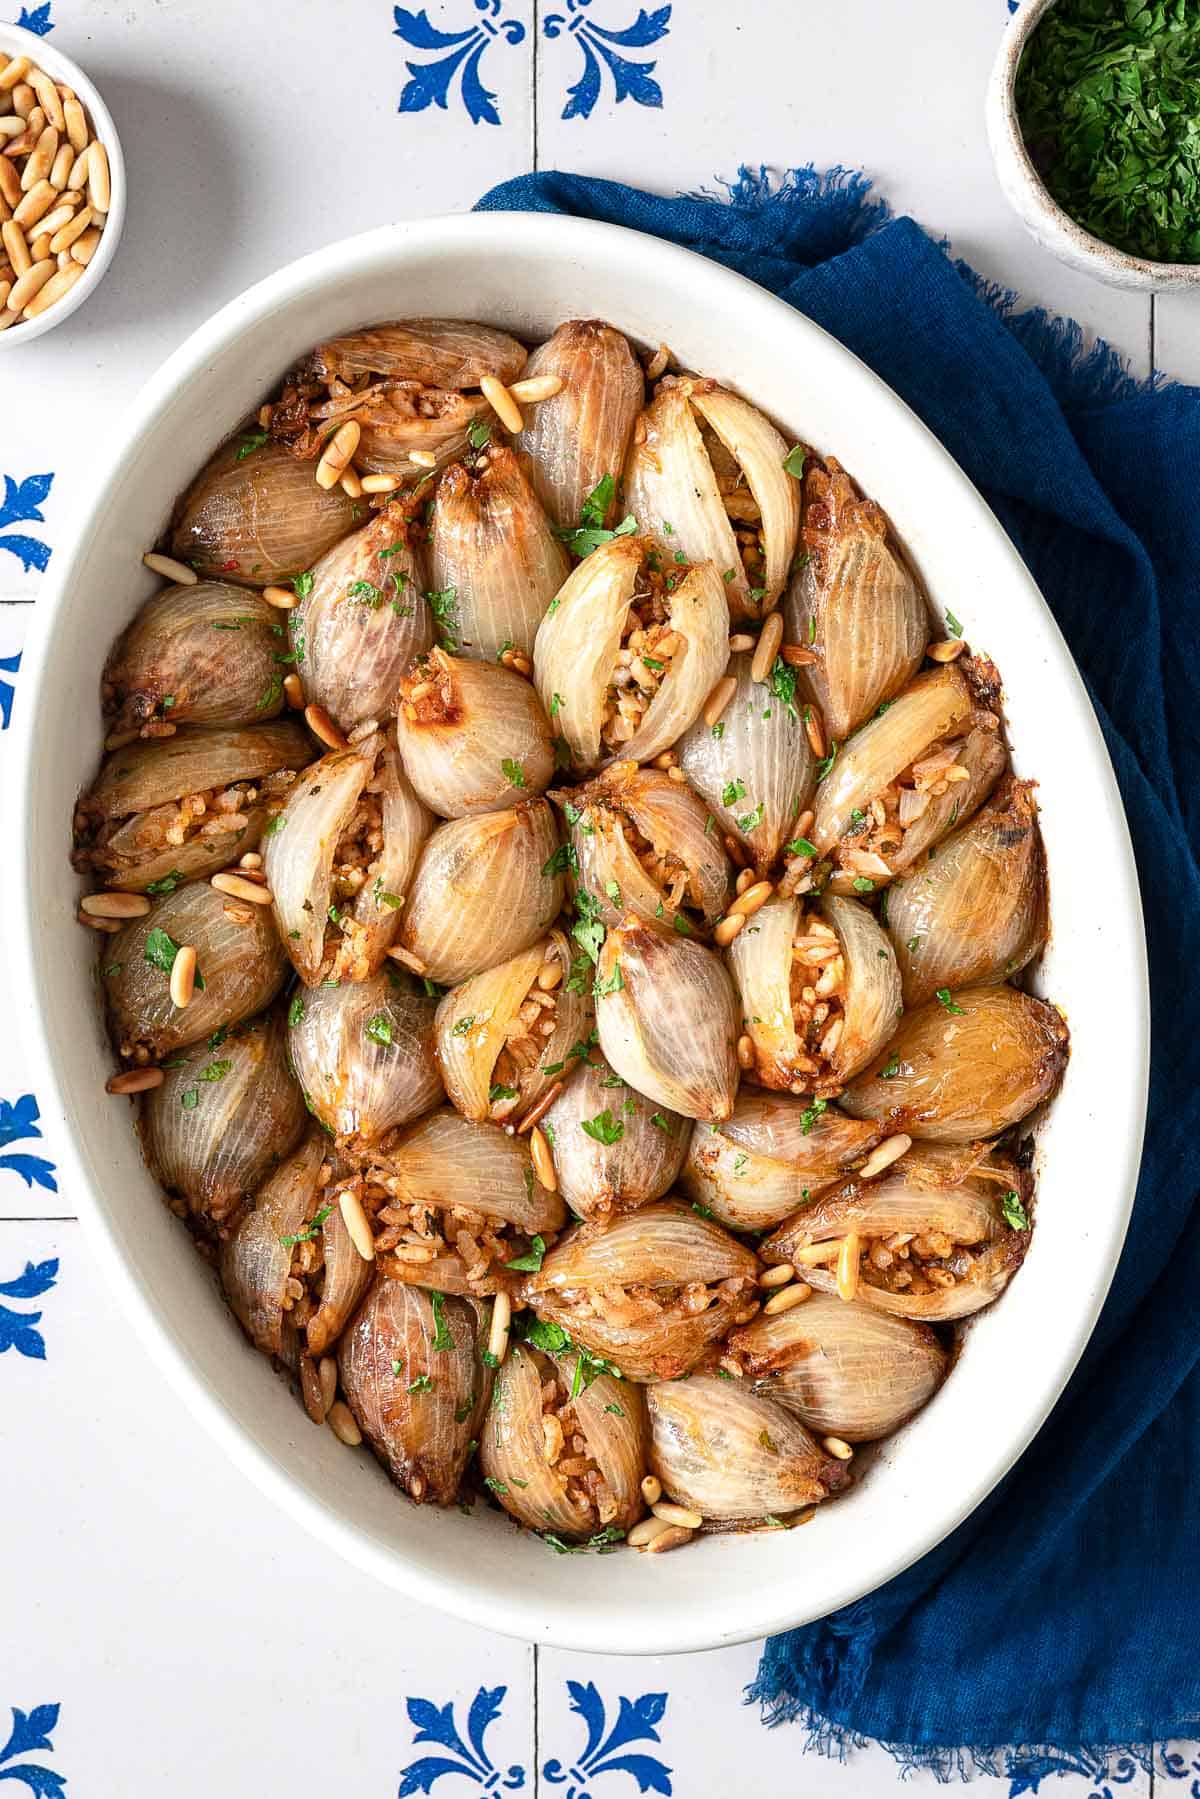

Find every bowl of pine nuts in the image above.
[0,22,124,343]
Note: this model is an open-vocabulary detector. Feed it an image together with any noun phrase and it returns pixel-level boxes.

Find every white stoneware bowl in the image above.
[987,0,1200,293]
[0,21,126,345]
[9,214,1149,1654]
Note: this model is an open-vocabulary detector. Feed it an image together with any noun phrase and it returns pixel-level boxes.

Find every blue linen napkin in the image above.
[476,167,1200,1773]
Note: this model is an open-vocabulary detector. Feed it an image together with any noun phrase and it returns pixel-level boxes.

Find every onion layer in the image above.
[395,648,555,817]
[169,438,358,587]
[648,1375,851,1520]
[540,1050,690,1222]
[681,1092,884,1231]
[562,762,732,936]
[513,320,644,532]
[381,1107,566,1235]
[288,970,442,1144]
[102,583,294,731]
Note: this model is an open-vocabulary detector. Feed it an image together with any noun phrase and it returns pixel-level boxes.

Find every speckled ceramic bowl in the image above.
[987,0,1200,293]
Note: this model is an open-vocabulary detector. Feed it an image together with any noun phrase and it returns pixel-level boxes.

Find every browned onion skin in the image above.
[540,1051,689,1222]
[102,583,292,731]
[680,1092,884,1231]
[339,1281,493,1504]
[220,1134,326,1357]
[514,320,644,532]
[169,438,359,587]
[647,1375,851,1520]
[841,986,1069,1142]
[288,971,442,1144]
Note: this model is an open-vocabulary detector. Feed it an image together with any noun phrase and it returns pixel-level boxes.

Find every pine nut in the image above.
[823,1435,854,1461]
[627,1516,671,1548]
[736,1033,755,1070]
[763,1281,813,1315]
[262,584,296,609]
[63,95,86,153]
[339,1189,375,1262]
[0,116,23,140]
[339,467,363,499]
[759,1263,795,1289]
[0,57,31,92]
[315,420,360,489]
[168,944,197,1009]
[1,218,28,273]
[360,472,400,493]
[804,706,826,759]
[652,1501,703,1530]
[106,1066,165,1095]
[409,449,437,469]
[793,1240,840,1266]
[282,673,303,708]
[713,913,745,948]
[729,879,774,920]
[304,702,347,750]
[488,1289,511,1365]
[857,1133,912,1181]
[238,852,263,870]
[928,637,966,662]
[103,728,139,750]
[21,123,57,192]
[86,139,109,213]
[0,281,8,311]
[836,1231,861,1303]
[508,373,564,404]
[644,343,671,381]
[81,890,150,919]
[480,373,523,434]
[78,909,120,931]
[29,230,48,260]
[780,642,817,667]
[529,1124,556,1192]
[388,944,428,977]
[12,178,54,228]
[29,69,63,130]
[318,1355,338,1415]
[48,142,72,190]
[21,256,82,316]
[38,199,74,238]
[703,674,737,728]
[728,632,755,653]
[211,871,273,906]
[750,611,784,683]
[0,158,20,209]
[328,1401,362,1447]
[5,253,50,311]
[69,225,99,266]
[65,142,90,190]
[640,1474,662,1506]
[734,867,756,896]
[142,551,198,586]
[645,1525,694,1554]
[10,84,34,119]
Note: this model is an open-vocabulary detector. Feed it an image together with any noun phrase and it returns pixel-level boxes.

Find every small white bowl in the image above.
[987,0,1200,293]
[0,21,125,345]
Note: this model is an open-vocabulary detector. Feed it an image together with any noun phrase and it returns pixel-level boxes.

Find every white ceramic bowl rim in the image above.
[0,21,126,346]
[8,213,1149,1654]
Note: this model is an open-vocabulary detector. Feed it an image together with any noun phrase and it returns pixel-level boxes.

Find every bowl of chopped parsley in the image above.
[987,0,1200,289]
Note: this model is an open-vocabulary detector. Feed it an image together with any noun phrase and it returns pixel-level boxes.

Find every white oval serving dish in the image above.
[9,213,1148,1655]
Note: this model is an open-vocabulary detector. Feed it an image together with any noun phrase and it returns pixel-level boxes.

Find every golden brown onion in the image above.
[887,775,1048,1006]
[169,438,358,587]
[395,649,555,817]
[841,985,1069,1142]
[307,320,526,390]
[140,1007,306,1225]
[680,1092,884,1232]
[220,1133,327,1357]
[381,1108,566,1236]
[730,1291,946,1441]
[676,651,815,873]
[624,377,800,620]
[783,458,929,740]
[647,1375,851,1520]
[427,447,569,661]
[103,880,288,1059]
[533,534,729,772]
[595,915,739,1123]
[398,800,564,985]
[339,1281,493,1504]
[102,583,293,731]
[434,933,591,1126]
[513,320,644,531]
[561,763,732,935]
[288,971,442,1144]
[540,1051,689,1223]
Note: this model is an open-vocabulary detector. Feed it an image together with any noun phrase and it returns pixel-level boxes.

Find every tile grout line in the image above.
[532,1640,540,1796]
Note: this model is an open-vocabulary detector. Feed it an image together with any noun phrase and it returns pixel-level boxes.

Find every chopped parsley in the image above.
[1002,1189,1030,1231]
[429,1292,455,1353]
[365,1012,394,1047]
[234,430,269,461]
[711,720,725,740]
[782,444,806,479]
[280,1201,333,1247]
[542,841,577,878]
[650,1112,673,1133]
[768,658,798,716]
[799,1097,827,1135]
[501,757,526,789]
[593,964,624,999]
[467,417,493,450]
[407,1374,434,1394]
[425,585,459,651]
[581,1109,623,1145]
[452,1014,476,1036]
[142,927,203,990]
[144,870,186,896]
[571,890,607,965]
[852,876,875,893]
[505,1233,547,1273]
[945,608,963,638]
[555,474,637,559]
[737,804,764,833]
[287,993,305,1028]
[815,741,839,782]
[879,1051,902,1080]
[786,836,817,859]
[721,778,746,808]
[935,989,966,1015]
[291,571,314,600]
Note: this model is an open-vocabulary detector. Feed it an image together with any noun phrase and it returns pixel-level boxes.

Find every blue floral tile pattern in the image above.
[0,651,19,731]
[0,1097,57,1194]
[1159,1745,1200,1793]
[0,472,55,575]
[393,2,525,126]
[0,1258,58,1361]
[543,1,670,121]
[1004,1748,1143,1798]
[544,1682,671,1797]
[0,1703,66,1795]
[397,1686,526,1794]
[13,4,53,33]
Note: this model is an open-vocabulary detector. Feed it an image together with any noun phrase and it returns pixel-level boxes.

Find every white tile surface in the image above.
[0,0,1190,1792]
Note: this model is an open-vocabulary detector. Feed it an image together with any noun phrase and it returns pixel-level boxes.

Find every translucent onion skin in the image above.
[140,1007,306,1225]
[339,1280,493,1504]
[783,459,929,740]
[427,448,570,661]
[306,1203,378,1359]
[532,535,729,772]
[841,986,1069,1142]
[540,1051,690,1222]
[288,971,442,1144]
[307,319,526,390]
[596,916,739,1123]
[887,776,1048,1006]
[291,498,431,732]
[676,652,815,873]
[383,1108,567,1235]
[395,649,555,817]
[434,934,590,1125]
[562,763,731,935]
[647,1376,851,1520]
[220,1133,326,1356]
[730,1292,947,1442]
[624,378,800,620]
[169,438,359,587]
[102,583,292,731]
[82,722,312,824]
[479,1342,648,1538]
[513,320,644,532]
[398,800,564,985]
[525,1201,757,1382]
[680,1092,885,1231]
[104,881,288,1058]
